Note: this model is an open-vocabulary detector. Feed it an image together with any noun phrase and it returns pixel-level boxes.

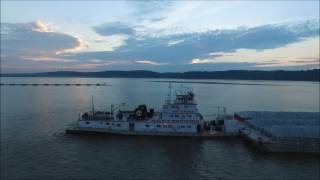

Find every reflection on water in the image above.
[1,77,319,180]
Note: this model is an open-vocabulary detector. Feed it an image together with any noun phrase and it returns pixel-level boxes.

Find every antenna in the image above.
[169,82,172,103]
[91,95,95,119]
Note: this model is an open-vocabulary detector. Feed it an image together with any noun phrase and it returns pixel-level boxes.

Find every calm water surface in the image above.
[1,77,319,180]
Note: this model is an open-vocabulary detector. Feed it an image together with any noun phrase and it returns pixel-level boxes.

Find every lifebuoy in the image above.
[136,109,143,117]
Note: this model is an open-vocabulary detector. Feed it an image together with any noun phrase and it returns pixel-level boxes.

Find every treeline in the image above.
[1,69,319,81]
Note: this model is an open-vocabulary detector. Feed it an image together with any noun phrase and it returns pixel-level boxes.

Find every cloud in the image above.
[23,56,76,62]
[2,19,319,72]
[30,20,61,33]
[167,39,185,46]
[135,60,167,65]
[68,19,319,66]
[127,1,174,17]
[1,21,86,63]
[190,37,319,67]
[149,17,166,23]
[191,58,216,64]
[93,22,137,36]
[86,35,129,52]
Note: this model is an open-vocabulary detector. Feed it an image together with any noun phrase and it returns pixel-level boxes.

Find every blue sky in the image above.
[1,1,319,73]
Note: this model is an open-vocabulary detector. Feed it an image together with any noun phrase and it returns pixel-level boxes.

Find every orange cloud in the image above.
[32,20,54,32]
[190,37,320,67]
[55,35,88,54]
[135,60,167,65]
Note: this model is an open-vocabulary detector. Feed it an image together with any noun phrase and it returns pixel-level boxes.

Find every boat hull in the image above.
[66,127,239,139]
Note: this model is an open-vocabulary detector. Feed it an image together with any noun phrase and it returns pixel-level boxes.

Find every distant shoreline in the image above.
[1,69,319,81]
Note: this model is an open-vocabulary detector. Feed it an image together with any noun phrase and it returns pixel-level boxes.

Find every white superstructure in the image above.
[78,86,205,133]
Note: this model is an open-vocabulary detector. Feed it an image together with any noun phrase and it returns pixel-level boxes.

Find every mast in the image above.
[169,82,172,103]
[166,82,172,104]
[91,95,95,119]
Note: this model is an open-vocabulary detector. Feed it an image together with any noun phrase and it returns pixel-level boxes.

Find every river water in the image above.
[1,77,319,180]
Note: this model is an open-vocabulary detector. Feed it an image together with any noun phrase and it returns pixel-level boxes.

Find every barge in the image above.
[235,111,320,153]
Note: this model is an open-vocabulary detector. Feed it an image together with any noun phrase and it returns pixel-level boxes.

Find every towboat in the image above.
[67,85,238,137]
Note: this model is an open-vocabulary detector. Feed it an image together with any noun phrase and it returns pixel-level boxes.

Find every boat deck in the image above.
[66,127,239,139]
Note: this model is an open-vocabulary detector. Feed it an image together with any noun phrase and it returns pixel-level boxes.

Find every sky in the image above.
[1,1,319,73]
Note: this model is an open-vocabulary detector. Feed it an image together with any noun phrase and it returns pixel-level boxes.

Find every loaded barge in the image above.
[235,111,320,153]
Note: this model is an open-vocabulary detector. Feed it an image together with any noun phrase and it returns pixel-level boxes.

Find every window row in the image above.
[146,124,192,128]
[86,121,122,127]
[153,120,199,123]
[169,114,193,118]
[163,105,190,109]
